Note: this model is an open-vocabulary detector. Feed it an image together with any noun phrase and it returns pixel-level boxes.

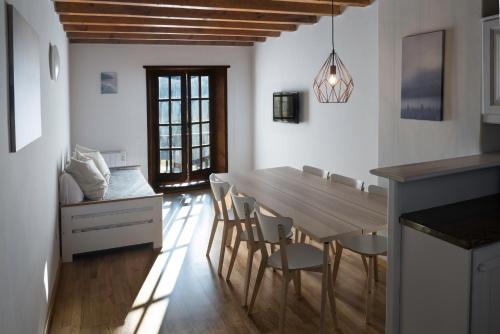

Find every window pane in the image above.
[201,100,210,122]
[171,76,181,99]
[160,150,170,173]
[191,124,200,147]
[171,126,182,148]
[190,76,199,98]
[192,148,200,171]
[159,102,169,124]
[202,123,210,145]
[159,126,169,149]
[202,146,210,169]
[171,101,181,124]
[201,76,209,98]
[159,77,169,99]
[172,150,182,173]
[191,100,199,123]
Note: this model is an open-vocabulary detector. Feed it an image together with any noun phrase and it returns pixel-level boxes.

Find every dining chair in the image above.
[248,204,337,333]
[332,184,388,323]
[207,174,237,275]
[227,187,257,306]
[302,165,328,178]
[228,189,294,306]
[329,173,365,191]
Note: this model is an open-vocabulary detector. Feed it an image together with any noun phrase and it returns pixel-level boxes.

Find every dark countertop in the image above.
[400,194,500,249]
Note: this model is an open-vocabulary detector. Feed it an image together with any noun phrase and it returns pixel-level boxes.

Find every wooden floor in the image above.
[49,191,385,334]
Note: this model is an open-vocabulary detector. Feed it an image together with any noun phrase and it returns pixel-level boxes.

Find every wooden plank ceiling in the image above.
[53,0,372,46]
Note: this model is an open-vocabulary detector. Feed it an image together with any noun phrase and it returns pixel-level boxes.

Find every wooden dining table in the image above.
[215,166,387,333]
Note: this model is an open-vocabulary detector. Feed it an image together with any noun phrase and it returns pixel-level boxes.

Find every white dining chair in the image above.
[302,165,328,178]
[248,204,337,333]
[329,173,365,191]
[332,184,388,323]
[228,190,294,307]
[207,174,237,275]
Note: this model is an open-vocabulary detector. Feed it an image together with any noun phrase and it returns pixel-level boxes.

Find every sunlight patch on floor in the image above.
[119,194,208,334]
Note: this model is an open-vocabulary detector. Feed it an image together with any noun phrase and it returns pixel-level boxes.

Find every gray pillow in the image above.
[65,157,108,200]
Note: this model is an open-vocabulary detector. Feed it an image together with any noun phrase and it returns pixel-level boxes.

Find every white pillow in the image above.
[65,157,108,200]
[59,173,84,205]
[75,145,111,183]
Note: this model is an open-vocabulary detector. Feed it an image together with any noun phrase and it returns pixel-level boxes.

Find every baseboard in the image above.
[44,260,61,334]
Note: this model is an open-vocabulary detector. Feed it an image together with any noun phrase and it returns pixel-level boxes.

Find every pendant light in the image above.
[313,0,354,103]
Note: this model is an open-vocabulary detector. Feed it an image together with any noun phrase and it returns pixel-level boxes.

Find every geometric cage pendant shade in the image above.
[313,51,354,103]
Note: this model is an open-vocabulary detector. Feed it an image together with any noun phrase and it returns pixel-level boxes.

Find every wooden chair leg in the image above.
[327,264,338,327]
[367,256,373,294]
[292,270,301,298]
[373,255,379,282]
[225,225,234,247]
[279,272,289,334]
[217,222,229,275]
[206,216,218,256]
[361,255,369,275]
[248,256,266,314]
[226,236,241,282]
[243,247,254,307]
[330,242,336,257]
[366,256,374,324]
[332,241,343,286]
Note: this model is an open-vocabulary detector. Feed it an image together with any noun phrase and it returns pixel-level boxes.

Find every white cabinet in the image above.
[482,15,500,123]
[471,241,500,334]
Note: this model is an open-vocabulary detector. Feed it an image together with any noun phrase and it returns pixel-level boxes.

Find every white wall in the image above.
[0,1,70,333]
[253,5,380,185]
[70,44,254,176]
[378,0,500,167]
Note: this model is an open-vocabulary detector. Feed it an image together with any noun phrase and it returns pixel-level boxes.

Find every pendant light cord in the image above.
[331,0,335,54]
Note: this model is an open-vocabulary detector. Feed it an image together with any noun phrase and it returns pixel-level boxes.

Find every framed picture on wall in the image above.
[101,72,118,94]
[401,30,445,121]
[6,3,42,152]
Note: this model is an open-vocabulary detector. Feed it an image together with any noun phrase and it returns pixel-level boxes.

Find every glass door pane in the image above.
[157,75,185,181]
[188,74,212,176]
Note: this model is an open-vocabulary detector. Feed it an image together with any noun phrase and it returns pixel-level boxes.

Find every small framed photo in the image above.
[101,72,118,94]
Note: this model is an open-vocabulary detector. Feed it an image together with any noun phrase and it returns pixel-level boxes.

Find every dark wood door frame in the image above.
[145,65,229,191]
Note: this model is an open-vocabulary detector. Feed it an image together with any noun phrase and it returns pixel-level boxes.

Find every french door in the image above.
[148,70,214,185]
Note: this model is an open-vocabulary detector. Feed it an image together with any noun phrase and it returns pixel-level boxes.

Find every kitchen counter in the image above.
[371,153,500,183]
[400,194,500,249]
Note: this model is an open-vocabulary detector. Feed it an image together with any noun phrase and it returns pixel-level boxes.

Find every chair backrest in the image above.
[254,203,293,244]
[229,186,256,219]
[302,165,327,178]
[330,173,364,191]
[209,174,231,201]
[367,184,388,197]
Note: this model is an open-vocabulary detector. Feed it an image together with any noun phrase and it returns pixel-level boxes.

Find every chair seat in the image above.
[268,243,323,270]
[338,235,387,256]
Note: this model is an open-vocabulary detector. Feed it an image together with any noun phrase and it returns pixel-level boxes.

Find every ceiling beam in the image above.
[59,15,298,31]
[70,39,254,46]
[67,31,266,42]
[54,3,320,24]
[53,0,350,16]
[63,24,281,37]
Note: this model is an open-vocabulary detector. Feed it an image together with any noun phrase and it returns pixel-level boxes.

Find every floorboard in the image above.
[49,191,385,333]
